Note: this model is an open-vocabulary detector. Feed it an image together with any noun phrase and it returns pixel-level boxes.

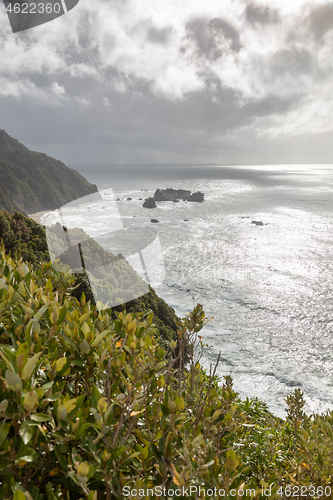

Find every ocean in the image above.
[57,163,333,418]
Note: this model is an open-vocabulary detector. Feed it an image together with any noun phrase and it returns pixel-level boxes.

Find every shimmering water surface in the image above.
[67,164,333,417]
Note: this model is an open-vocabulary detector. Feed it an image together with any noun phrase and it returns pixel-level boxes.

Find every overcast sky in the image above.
[1,0,333,165]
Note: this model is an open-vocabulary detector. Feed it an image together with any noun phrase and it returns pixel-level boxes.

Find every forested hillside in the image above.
[0,130,97,214]
[0,210,179,350]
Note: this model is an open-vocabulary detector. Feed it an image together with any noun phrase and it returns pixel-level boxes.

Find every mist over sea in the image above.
[70,164,333,418]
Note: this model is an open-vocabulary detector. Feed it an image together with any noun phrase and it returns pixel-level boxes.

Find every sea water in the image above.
[63,164,333,418]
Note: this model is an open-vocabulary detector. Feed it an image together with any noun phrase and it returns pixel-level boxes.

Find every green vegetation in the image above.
[0,186,22,214]
[1,250,333,499]
[0,211,49,266]
[1,212,333,498]
[0,210,180,352]
[0,130,97,214]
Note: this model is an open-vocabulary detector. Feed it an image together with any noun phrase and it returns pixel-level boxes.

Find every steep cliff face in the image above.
[0,130,97,213]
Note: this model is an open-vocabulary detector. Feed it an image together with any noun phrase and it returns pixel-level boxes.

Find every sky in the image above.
[1,0,333,165]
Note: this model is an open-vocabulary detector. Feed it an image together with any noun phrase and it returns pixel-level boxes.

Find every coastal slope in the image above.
[0,129,97,214]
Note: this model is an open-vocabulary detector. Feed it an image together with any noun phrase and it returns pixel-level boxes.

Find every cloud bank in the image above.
[1,0,333,164]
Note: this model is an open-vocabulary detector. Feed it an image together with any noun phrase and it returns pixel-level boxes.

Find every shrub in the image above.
[2,248,333,498]
[0,250,250,498]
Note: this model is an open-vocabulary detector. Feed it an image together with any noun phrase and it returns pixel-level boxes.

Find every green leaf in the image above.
[30,413,51,422]
[46,482,58,500]
[150,443,162,461]
[30,486,41,500]
[57,305,68,325]
[150,361,165,375]
[13,492,26,500]
[22,352,42,381]
[46,392,62,402]
[91,329,110,347]
[76,422,94,437]
[41,381,54,392]
[110,380,119,396]
[68,394,85,417]
[55,357,67,372]
[0,460,10,471]
[81,322,90,336]
[0,349,15,371]
[0,422,9,445]
[161,404,170,416]
[33,304,48,322]
[97,397,108,413]
[5,370,22,392]
[87,492,97,500]
[19,421,33,445]
[91,385,101,409]
[23,391,38,412]
[79,340,90,354]
[71,359,84,367]
[0,399,8,412]
[16,447,38,463]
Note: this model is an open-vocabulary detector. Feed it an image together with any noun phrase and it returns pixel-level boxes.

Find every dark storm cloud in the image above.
[308,3,333,41]
[0,79,249,163]
[1,69,296,162]
[185,16,242,61]
[208,18,242,52]
[245,3,279,25]
[241,94,296,118]
[146,25,172,45]
[2,76,332,166]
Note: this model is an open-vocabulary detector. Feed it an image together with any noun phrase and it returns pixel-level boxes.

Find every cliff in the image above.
[0,130,97,214]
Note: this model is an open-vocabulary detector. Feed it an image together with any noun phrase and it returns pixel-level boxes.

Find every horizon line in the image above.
[69,162,333,167]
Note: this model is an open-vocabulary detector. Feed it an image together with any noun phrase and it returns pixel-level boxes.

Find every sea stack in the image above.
[152,188,204,202]
[143,197,157,208]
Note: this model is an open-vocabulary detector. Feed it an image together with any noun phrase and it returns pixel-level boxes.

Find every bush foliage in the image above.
[1,216,333,498]
[1,250,333,498]
[0,210,180,352]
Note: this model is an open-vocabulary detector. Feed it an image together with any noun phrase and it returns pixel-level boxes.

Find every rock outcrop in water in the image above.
[153,188,191,202]
[188,191,204,202]
[142,188,205,205]
[251,220,264,226]
[143,197,157,208]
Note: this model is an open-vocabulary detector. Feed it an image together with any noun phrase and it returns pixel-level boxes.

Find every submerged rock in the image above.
[251,220,264,226]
